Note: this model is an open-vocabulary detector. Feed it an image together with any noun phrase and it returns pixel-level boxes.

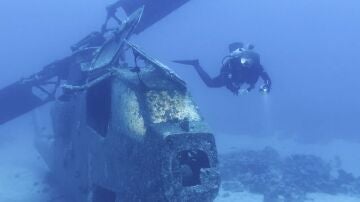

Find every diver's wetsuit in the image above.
[193,57,271,94]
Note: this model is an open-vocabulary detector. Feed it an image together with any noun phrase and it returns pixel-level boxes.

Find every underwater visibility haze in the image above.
[0,0,360,201]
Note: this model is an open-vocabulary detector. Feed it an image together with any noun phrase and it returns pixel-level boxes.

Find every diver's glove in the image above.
[239,88,249,95]
[259,84,270,94]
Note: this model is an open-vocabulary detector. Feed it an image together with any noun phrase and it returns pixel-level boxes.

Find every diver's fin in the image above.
[172,59,199,66]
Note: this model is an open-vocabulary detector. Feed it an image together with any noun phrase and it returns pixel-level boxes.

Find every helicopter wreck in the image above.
[0,2,220,202]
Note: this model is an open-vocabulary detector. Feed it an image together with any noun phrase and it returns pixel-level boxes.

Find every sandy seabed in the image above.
[215,190,360,202]
[1,126,360,202]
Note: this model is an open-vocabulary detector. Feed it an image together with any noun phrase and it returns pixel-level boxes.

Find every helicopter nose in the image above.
[163,132,220,200]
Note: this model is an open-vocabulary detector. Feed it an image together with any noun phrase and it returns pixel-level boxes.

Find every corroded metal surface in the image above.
[1,4,220,202]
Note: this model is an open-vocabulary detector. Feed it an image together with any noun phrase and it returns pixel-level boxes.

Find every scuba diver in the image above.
[174,42,272,95]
